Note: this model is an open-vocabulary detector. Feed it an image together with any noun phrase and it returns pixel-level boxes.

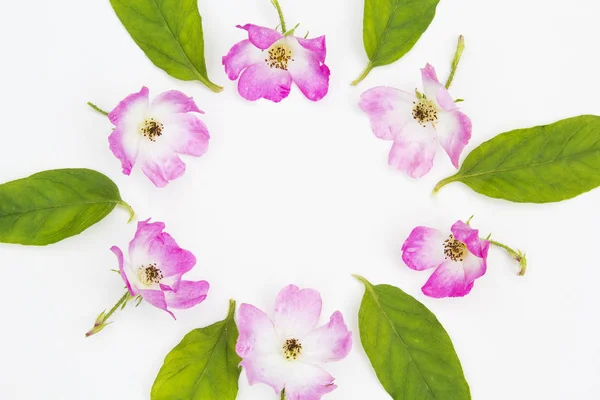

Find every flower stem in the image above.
[270,0,287,33]
[87,102,109,116]
[85,291,132,337]
[351,62,374,86]
[280,388,286,400]
[488,239,527,276]
[445,35,465,89]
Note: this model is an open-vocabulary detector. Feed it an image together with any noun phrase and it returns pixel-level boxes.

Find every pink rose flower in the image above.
[108,87,210,187]
[112,219,209,318]
[223,24,330,103]
[402,220,490,298]
[237,285,352,400]
[359,64,472,178]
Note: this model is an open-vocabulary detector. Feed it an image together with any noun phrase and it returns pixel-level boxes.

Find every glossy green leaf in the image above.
[435,115,600,203]
[0,169,133,246]
[352,0,440,85]
[151,300,241,400]
[355,276,470,400]
[110,0,222,92]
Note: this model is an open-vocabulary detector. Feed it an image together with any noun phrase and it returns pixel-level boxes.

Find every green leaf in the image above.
[109,0,223,93]
[355,276,471,400]
[434,115,600,203]
[352,0,440,85]
[0,169,133,246]
[151,300,241,400]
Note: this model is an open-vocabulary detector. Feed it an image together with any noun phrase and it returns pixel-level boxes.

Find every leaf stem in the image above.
[87,102,109,116]
[270,0,287,33]
[432,174,458,194]
[119,201,136,223]
[351,63,374,86]
[488,239,527,276]
[86,291,133,337]
[445,35,465,89]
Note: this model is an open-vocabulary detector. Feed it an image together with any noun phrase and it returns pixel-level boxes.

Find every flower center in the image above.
[443,235,467,262]
[140,118,164,142]
[138,263,163,286]
[412,99,438,127]
[265,45,293,70]
[283,338,302,360]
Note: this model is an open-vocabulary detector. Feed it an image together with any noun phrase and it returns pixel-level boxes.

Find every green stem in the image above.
[280,388,286,400]
[351,63,374,86]
[270,0,287,33]
[87,102,109,116]
[86,291,132,337]
[445,35,465,89]
[119,201,136,223]
[488,240,527,276]
[104,291,131,321]
[433,174,458,194]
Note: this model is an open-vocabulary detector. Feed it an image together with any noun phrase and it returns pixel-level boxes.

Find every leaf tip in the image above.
[352,274,371,288]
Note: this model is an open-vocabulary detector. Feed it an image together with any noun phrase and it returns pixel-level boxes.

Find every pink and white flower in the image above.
[223,24,330,102]
[111,219,209,318]
[108,87,210,187]
[237,285,352,400]
[402,220,490,298]
[359,64,472,178]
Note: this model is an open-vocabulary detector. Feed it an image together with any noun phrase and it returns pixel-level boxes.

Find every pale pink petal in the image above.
[111,245,136,296]
[139,289,175,319]
[109,124,140,175]
[161,114,210,157]
[359,87,416,140]
[273,285,322,339]
[421,64,455,111]
[237,24,283,49]
[236,304,281,357]
[296,36,326,63]
[436,110,472,168]
[388,122,437,178]
[164,280,209,309]
[223,39,264,80]
[286,37,330,101]
[138,149,186,188]
[284,363,337,400]
[150,90,202,116]
[108,86,149,126]
[302,311,352,363]
[462,253,487,286]
[402,227,447,271]
[451,221,490,259]
[421,261,468,298]
[238,62,292,102]
[240,353,287,394]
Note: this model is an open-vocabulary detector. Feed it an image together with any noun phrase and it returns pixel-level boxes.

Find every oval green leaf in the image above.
[151,300,241,400]
[352,0,440,85]
[0,169,133,246]
[355,276,471,400]
[110,0,222,93]
[435,115,600,203]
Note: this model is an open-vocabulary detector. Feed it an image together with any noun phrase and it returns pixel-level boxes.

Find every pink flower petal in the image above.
[436,110,472,168]
[296,36,326,63]
[421,260,468,298]
[287,37,330,101]
[273,285,322,339]
[462,253,487,286]
[359,87,416,140]
[138,147,187,188]
[240,354,287,394]
[150,90,202,116]
[108,86,149,126]
[451,221,490,259]
[421,64,456,111]
[302,311,352,363]
[388,122,437,178]
[223,39,263,80]
[284,363,337,400]
[236,304,281,357]
[138,289,175,319]
[108,124,140,175]
[164,280,209,309]
[402,226,447,271]
[238,62,292,102]
[111,245,136,296]
[237,24,283,49]
[162,114,210,157]
[128,219,196,280]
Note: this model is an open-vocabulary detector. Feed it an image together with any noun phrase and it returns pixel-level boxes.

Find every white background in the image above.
[0,0,599,399]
